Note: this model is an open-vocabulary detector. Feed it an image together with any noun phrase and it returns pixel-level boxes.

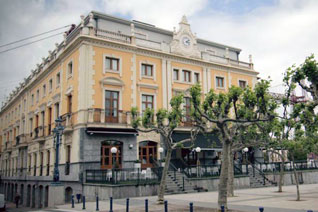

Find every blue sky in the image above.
[0,0,317,105]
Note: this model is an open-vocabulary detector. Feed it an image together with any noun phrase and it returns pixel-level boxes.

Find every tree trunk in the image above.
[278,156,285,192]
[218,141,230,209]
[157,147,172,204]
[227,148,234,197]
[291,155,300,201]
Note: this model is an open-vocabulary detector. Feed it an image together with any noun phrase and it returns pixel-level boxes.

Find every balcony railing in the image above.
[87,108,131,125]
[96,29,131,44]
[86,168,162,185]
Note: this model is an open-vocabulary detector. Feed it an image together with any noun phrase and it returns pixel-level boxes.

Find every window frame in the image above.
[215,76,225,89]
[56,72,61,88]
[183,70,191,83]
[238,80,247,89]
[141,94,155,113]
[105,57,119,71]
[173,69,179,81]
[141,63,153,77]
[103,54,122,76]
[67,60,73,79]
[194,72,200,84]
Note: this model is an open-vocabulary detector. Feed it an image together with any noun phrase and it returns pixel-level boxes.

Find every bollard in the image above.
[189,202,193,212]
[71,195,74,208]
[96,196,99,211]
[109,197,113,212]
[164,200,168,212]
[145,199,148,212]
[82,196,86,210]
[259,207,264,212]
[220,205,225,212]
[126,198,129,212]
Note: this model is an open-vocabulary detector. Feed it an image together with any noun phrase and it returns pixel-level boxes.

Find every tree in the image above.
[190,80,277,209]
[279,54,318,200]
[131,94,199,204]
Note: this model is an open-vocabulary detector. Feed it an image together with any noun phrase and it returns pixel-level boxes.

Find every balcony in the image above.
[33,126,45,142]
[87,108,132,128]
[61,113,74,133]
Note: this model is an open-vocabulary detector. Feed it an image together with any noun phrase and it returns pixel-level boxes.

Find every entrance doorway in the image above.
[139,141,157,169]
[100,141,123,169]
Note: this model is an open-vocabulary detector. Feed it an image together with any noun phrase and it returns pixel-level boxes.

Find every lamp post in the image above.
[195,147,201,177]
[158,147,164,166]
[52,117,64,182]
[111,147,117,184]
[243,147,249,174]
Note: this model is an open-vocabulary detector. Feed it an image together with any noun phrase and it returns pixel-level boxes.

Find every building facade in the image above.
[0,11,258,207]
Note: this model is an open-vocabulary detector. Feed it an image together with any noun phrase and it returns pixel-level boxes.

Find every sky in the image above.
[0,0,317,105]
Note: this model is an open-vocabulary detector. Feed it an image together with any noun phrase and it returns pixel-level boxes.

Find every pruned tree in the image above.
[131,94,200,204]
[189,80,277,209]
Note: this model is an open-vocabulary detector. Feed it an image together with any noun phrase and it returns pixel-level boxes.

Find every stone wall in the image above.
[266,170,318,185]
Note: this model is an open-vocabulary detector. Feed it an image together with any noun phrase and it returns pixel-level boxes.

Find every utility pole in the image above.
[52,117,64,182]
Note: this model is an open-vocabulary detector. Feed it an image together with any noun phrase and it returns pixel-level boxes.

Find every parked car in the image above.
[0,194,5,211]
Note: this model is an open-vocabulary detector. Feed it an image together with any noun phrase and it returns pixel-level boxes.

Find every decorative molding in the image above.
[65,86,74,96]
[137,82,158,90]
[170,16,201,59]
[100,77,125,87]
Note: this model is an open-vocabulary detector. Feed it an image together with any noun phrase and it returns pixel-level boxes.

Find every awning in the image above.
[86,127,138,135]
[171,131,222,149]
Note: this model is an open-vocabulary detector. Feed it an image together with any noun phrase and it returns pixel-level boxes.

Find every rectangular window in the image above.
[56,73,60,87]
[141,64,153,77]
[184,97,191,124]
[42,84,46,97]
[142,95,154,112]
[67,61,73,77]
[216,76,224,88]
[67,95,72,113]
[183,70,191,82]
[55,103,60,119]
[49,79,53,91]
[65,145,71,175]
[194,73,200,83]
[239,80,247,88]
[31,94,34,106]
[23,99,26,111]
[105,91,119,123]
[105,57,119,71]
[36,90,39,102]
[173,69,179,81]
[46,150,50,176]
[48,107,52,135]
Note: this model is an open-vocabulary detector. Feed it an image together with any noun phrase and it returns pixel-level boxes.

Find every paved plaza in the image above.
[7,183,318,212]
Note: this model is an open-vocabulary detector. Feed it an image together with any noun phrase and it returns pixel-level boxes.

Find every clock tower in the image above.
[170,15,201,58]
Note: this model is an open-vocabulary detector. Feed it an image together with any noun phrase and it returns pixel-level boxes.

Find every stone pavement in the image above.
[6,183,318,212]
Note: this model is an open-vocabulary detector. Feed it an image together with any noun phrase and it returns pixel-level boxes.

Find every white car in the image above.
[0,194,5,211]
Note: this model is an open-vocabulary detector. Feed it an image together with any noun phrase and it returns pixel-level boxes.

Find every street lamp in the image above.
[53,117,64,182]
[111,147,117,184]
[195,147,201,177]
[243,147,249,174]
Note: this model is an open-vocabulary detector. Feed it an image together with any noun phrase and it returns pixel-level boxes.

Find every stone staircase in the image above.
[248,166,277,188]
[164,170,197,194]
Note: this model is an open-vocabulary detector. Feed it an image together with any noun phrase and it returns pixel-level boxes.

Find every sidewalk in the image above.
[56,183,318,212]
[6,183,318,211]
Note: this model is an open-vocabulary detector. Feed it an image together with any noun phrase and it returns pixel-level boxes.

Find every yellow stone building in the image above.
[0,11,257,207]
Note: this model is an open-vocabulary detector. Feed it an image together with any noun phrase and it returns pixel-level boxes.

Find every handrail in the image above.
[250,162,277,186]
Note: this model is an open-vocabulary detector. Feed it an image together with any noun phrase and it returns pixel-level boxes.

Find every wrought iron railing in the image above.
[253,160,318,173]
[86,168,162,185]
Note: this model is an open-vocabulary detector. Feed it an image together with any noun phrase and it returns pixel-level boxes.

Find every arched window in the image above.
[139,141,157,169]
[100,140,123,169]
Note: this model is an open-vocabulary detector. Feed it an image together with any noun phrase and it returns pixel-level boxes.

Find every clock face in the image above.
[182,37,191,46]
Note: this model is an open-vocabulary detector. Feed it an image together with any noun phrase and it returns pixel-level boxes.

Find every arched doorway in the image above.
[20,184,24,206]
[31,185,36,208]
[139,141,158,169]
[38,185,43,208]
[65,187,73,203]
[44,186,49,207]
[101,141,123,169]
[26,185,31,207]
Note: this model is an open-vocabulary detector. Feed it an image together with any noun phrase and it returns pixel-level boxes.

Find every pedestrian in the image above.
[14,192,20,208]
